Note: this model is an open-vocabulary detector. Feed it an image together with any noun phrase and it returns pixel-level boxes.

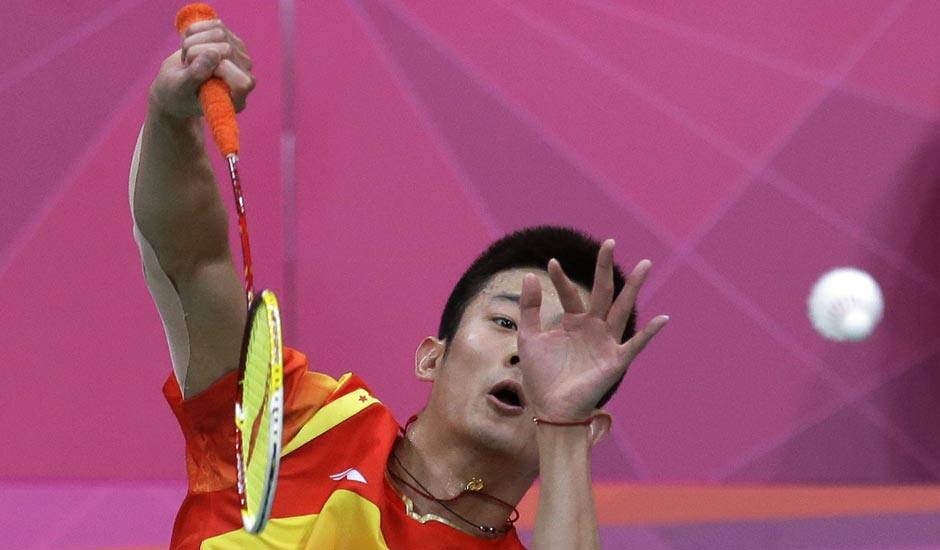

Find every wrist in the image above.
[146,82,203,127]
[532,414,599,457]
[531,405,599,424]
[535,422,590,441]
[147,101,199,127]
[535,421,592,468]
[144,104,205,153]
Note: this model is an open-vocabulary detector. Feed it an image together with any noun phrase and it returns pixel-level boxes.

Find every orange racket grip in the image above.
[175,3,239,157]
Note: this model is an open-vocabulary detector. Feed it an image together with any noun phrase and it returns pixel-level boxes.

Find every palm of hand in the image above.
[519,313,624,421]
[515,241,669,422]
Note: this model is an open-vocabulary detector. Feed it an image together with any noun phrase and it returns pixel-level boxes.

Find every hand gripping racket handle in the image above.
[175,3,239,157]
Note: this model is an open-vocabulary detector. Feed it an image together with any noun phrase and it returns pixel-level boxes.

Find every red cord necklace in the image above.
[390,415,519,536]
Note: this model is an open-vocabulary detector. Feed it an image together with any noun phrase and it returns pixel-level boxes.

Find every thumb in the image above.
[181,50,221,93]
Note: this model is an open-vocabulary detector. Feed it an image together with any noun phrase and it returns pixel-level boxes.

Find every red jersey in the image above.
[164,347,527,549]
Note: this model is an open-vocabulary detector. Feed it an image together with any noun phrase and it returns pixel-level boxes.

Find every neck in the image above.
[388,412,538,537]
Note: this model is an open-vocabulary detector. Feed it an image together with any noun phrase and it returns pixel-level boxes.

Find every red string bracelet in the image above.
[531,414,599,426]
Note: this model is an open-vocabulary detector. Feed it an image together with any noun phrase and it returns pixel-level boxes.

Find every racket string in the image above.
[239,301,282,517]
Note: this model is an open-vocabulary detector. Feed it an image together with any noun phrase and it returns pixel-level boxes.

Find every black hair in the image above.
[437,226,636,409]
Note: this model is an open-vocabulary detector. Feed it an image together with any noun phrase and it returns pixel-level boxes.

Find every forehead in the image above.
[483,269,549,295]
[470,268,590,310]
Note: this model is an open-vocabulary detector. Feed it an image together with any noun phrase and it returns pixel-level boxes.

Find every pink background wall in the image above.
[2,1,940,547]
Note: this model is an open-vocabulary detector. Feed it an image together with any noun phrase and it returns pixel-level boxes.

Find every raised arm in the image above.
[131,19,255,397]
[517,242,669,548]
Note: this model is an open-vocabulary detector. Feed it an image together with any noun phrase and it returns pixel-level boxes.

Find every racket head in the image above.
[235,289,284,534]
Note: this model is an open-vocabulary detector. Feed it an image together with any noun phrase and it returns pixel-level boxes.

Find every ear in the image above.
[587,410,612,447]
[414,336,445,382]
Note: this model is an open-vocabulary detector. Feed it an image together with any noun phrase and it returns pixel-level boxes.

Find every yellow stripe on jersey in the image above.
[200,490,390,549]
[281,383,380,456]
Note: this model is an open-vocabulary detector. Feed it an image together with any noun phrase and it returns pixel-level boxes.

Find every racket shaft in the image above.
[226,155,255,304]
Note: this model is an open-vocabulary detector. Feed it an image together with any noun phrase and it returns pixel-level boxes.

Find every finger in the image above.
[182,28,252,72]
[232,46,253,72]
[178,50,222,97]
[547,258,585,314]
[588,239,616,317]
[618,315,669,364]
[238,51,253,72]
[608,259,651,338]
[518,273,543,335]
[218,28,251,70]
[182,27,226,51]
[225,27,247,51]
[214,59,256,112]
[186,43,252,76]
[183,19,223,37]
[181,27,223,68]
[184,42,233,67]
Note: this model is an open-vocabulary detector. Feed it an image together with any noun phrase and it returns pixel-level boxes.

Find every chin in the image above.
[470,414,533,456]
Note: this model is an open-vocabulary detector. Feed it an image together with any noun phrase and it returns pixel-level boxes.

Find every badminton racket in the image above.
[176,3,284,535]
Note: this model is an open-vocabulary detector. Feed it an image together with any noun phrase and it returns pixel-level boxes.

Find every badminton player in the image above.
[130,19,668,549]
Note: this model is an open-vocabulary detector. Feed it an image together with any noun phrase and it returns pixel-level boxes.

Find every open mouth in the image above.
[488,381,526,410]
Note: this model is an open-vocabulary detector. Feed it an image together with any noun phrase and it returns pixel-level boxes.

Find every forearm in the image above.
[531,425,599,550]
[132,106,232,277]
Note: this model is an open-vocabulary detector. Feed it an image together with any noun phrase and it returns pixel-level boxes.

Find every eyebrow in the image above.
[492,293,520,303]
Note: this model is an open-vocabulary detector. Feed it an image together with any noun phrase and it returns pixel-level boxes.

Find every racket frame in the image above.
[234,289,285,534]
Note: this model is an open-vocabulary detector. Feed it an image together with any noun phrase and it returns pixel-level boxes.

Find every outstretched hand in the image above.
[517,239,669,422]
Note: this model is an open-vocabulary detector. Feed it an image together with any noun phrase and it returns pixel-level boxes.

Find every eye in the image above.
[492,316,517,331]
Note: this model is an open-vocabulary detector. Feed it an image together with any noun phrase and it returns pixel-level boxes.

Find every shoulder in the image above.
[162,346,376,440]
[282,370,384,456]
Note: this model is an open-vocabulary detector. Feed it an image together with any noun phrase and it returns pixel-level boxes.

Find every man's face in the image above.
[424,268,591,465]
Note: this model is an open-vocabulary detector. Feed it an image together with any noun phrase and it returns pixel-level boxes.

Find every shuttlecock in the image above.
[807,267,884,342]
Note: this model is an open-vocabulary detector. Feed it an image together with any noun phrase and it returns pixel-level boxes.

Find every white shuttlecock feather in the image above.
[807,267,884,342]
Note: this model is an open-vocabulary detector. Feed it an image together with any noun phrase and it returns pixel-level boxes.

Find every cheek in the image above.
[452,323,483,352]
[444,326,499,375]
[463,329,482,348]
